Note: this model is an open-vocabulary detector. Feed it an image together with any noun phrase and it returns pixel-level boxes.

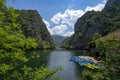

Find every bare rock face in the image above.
[61,0,120,49]
[17,10,55,49]
[103,0,120,12]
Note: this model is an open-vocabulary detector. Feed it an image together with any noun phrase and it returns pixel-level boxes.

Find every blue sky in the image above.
[7,0,107,36]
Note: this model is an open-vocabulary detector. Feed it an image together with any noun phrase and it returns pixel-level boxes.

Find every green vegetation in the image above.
[0,1,60,79]
[61,0,120,49]
[82,30,120,80]
[61,37,73,49]
[88,33,101,43]
[52,35,66,48]
[82,69,104,80]
[16,10,55,49]
[60,0,120,79]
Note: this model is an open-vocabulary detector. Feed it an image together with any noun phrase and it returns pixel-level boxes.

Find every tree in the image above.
[0,1,61,79]
[82,31,120,80]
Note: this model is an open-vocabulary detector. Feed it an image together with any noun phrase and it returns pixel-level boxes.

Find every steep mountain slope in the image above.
[52,35,66,47]
[81,29,120,80]
[103,0,120,12]
[17,10,55,49]
[61,0,120,49]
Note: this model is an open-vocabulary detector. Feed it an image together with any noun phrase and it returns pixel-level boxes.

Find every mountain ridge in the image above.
[61,0,120,49]
[52,35,66,48]
[17,10,55,49]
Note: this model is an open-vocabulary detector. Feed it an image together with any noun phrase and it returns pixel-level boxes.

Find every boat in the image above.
[69,56,100,69]
[83,64,99,69]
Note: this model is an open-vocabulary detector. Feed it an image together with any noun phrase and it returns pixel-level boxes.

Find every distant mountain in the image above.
[52,35,66,47]
[17,10,55,49]
[61,0,120,49]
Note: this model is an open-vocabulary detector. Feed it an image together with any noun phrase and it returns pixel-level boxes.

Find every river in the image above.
[26,49,92,80]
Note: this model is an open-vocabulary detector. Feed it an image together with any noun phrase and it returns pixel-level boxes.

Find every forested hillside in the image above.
[82,30,120,80]
[17,10,55,49]
[52,35,66,48]
[0,1,59,79]
[61,0,120,79]
[61,0,120,49]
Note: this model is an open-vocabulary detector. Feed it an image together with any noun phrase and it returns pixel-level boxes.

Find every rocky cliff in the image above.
[61,0,120,49]
[103,0,120,12]
[17,10,55,49]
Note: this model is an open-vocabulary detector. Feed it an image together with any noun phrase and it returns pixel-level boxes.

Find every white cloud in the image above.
[49,0,107,36]
[42,19,53,35]
[63,31,74,37]
[85,3,105,12]
[51,9,84,27]
[51,1,106,27]
[51,12,62,24]
[52,24,68,35]
[62,9,84,27]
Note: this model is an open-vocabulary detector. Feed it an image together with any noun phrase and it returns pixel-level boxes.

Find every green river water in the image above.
[25,49,94,80]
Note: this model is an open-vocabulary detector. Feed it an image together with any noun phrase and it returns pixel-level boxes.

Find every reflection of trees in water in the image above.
[25,50,52,68]
[24,49,91,79]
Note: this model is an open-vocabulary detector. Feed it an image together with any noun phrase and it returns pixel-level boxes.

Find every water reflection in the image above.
[26,49,85,80]
[25,50,51,68]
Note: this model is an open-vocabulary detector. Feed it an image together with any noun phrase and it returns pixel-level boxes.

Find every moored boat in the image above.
[69,56,100,69]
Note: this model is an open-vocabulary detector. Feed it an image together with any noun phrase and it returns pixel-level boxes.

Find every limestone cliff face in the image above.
[103,0,120,12]
[61,0,120,49]
[73,11,103,47]
[17,10,55,49]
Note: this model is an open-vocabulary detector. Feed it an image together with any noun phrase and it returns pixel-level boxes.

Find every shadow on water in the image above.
[25,49,88,80]
[25,50,52,68]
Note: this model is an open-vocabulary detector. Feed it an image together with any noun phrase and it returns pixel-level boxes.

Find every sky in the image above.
[7,0,107,36]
